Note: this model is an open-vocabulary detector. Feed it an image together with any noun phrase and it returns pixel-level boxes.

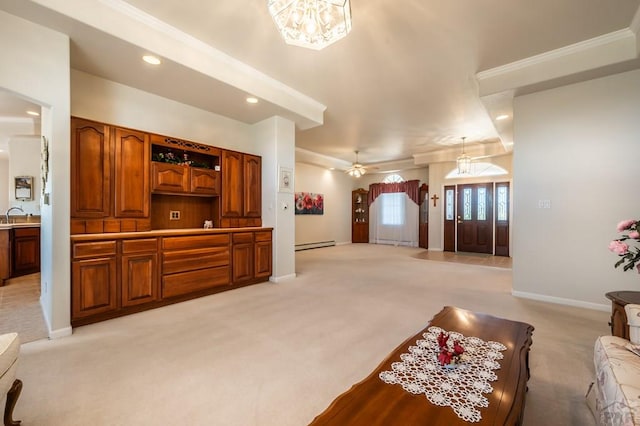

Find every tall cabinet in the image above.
[352,188,369,243]
[220,150,262,227]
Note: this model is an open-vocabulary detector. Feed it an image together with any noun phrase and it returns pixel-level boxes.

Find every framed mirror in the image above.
[15,176,33,201]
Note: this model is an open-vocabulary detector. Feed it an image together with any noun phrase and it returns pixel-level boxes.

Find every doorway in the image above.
[443,182,510,256]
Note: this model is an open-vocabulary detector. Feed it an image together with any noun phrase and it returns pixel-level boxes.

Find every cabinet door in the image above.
[243,154,262,217]
[114,127,150,217]
[255,241,272,279]
[12,229,40,276]
[71,118,111,218]
[121,253,158,307]
[221,150,243,217]
[232,243,253,283]
[190,168,220,195]
[72,257,117,319]
[152,163,189,193]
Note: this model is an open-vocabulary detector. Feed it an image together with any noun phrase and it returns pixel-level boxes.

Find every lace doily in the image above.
[379,326,507,423]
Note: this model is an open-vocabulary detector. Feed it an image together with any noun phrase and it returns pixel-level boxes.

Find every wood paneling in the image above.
[243,154,261,217]
[72,257,117,319]
[232,243,253,283]
[162,267,230,298]
[152,163,189,193]
[114,128,150,218]
[150,194,215,229]
[0,230,10,285]
[71,118,111,218]
[121,252,158,307]
[221,150,243,218]
[190,168,220,195]
[12,227,40,276]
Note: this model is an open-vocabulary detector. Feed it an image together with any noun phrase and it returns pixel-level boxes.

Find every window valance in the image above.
[368,179,420,206]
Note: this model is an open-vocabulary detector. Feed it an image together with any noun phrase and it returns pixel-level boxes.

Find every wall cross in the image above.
[431,194,439,207]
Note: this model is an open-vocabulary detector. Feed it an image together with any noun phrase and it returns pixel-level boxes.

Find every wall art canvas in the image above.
[295,192,324,215]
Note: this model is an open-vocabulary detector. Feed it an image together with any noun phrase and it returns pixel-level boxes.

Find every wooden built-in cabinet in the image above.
[352,188,369,243]
[232,230,273,284]
[220,150,262,227]
[0,226,41,285]
[12,227,40,277]
[71,228,272,326]
[71,240,118,320]
[151,163,220,195]
[121,238,159,308]
[161,234,230,298]
[71,117,151,233]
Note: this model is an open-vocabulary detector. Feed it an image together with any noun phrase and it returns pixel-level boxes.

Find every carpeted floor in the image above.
[12,244,606,425]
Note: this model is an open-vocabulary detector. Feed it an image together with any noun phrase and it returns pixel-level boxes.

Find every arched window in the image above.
[382,174,404,183]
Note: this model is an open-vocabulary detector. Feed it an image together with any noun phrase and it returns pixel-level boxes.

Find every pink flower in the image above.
[609,240,629,255]
[617,219,636,232]
[629,231,640,239]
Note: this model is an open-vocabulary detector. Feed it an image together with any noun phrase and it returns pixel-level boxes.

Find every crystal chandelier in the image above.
[267,0,352,50]
[457,137,472,175]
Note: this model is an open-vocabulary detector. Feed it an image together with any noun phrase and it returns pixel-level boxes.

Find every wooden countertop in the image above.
[0,222,41,230]
[70,227,273,241]
[310,306,534,426]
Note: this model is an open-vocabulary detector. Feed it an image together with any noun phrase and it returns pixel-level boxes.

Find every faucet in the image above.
[5,207,24,223]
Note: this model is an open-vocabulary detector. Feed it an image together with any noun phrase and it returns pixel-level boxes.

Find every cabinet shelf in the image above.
[352,188,369,243]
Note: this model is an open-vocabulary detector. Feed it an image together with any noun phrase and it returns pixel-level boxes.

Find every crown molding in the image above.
[476,28,638,97]
[33,0,326,126]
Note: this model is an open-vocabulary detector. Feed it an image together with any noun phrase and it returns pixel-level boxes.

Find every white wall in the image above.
[0,10,71,337]
[8,135,40,215]
[252,116,296,281]
[513,69,640,309]
[294,163,352,246]
[355,167,429,190]
[72,70,254,153]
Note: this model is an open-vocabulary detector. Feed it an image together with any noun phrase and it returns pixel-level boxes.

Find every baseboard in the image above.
[295,240,336,251]
[39,297,73,340]
[269,273,297,283]
[336,241,351,246]
[512,290,610,312]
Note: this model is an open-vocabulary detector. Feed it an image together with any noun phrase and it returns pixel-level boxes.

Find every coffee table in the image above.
[310,306,534,425]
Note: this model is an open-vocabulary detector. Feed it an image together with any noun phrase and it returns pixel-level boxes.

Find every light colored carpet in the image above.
[14,244,607,425]
[0,273,48,343]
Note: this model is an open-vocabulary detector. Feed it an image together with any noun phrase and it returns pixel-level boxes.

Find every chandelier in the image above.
[267,0,352,50]
[457,137,472,175]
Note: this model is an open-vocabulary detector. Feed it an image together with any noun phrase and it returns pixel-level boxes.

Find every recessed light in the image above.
[142,55,161,65]
[26,110,39,117]
[246,97,259,104]
[495,114,509,121]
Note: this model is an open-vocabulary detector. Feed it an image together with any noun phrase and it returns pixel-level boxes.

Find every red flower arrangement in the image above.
[437,331,465,366]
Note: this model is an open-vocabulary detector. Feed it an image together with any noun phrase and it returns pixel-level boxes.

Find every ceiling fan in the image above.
[346,150,368,178]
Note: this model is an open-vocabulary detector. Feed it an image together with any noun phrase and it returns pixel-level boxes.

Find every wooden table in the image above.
[605,291,640,340]
[310,306,534,425]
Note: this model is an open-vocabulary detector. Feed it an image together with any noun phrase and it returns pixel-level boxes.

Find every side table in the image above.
[605,291,640,339]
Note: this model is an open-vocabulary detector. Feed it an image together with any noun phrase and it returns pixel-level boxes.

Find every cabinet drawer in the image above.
[162,266,230,298]
[162,247,230,274]
[73,241,117,259]
[255,231,272,242]
[13,227,40,238]
[122,238,158,254]
[232,232,254,244]
[162,234,229,250]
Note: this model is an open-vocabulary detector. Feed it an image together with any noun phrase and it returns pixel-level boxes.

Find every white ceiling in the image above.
[1,0,639,169]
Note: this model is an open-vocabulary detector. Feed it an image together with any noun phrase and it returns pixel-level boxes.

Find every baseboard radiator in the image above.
[295,240,336,251]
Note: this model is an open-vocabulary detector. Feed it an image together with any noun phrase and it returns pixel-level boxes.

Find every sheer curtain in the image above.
[368,180,420,247]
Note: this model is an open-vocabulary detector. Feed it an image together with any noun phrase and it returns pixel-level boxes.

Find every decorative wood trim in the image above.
[151,135,221,155]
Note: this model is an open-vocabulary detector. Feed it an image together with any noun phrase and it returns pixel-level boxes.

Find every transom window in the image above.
[382,174,404,183]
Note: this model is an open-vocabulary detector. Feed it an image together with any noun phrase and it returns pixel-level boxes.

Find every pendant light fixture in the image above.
[267,0,352,50]
[457,137,471,175]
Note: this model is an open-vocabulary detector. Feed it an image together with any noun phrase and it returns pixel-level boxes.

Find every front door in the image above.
[456,183,493,254]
